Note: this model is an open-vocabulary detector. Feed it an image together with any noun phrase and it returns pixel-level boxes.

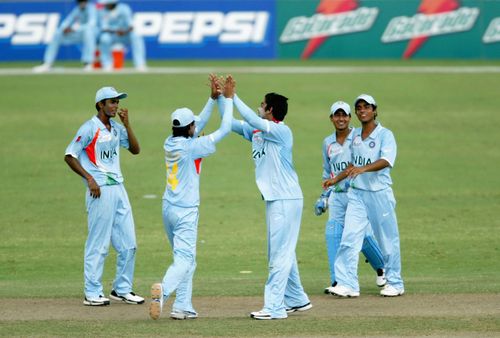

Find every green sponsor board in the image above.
[277,0,500,59]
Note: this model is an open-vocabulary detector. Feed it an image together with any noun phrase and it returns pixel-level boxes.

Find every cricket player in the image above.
[221,87,311,320]
[316,101,386,294]
[149,75,234,321]
[33,0,97,72]
[97,0,147,71]
[328,94,405,297]
[64,86,144,306]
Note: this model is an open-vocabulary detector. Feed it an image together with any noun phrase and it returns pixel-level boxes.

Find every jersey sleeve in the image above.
[86,4,97,28]
[194,97,215,137]
[380,129,397,167]
[60,7,77,30]
[122,4,133,28]
[65,122,93,158]
[322,138,331,180]
[189,136,216,159]
[217,95,253,141]
[234,93,291,144]
[117,123,130,149]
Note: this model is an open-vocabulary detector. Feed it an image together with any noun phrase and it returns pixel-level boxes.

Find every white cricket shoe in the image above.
[149,283,163,320]
[135,65,148,72]
[170,309,198,320]
[380,284,404,297]
[109,290,144,304]
[250,310,274,320]
[83,295,110,306]
[286,302,312,314]
[83,64,93,72]
[33,63,52,73]
[329,285,360,298]
[376,269,387,287]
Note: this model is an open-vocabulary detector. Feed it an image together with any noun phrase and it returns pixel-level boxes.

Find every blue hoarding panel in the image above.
[0,0,276,61]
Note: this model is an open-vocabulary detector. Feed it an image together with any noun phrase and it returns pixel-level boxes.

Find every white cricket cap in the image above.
[355,94,377,107]
[95,86,127,103]
[171,108,200,128]
[330,101,351,116]
[99,0,118,4]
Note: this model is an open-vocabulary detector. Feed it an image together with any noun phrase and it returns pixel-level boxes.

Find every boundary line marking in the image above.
[1,66,499,76]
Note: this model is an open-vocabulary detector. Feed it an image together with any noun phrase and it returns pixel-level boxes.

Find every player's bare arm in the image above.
[64,155,101,198]
[348,158,390,179]
[118,108,140,155]
[322,164,352,189]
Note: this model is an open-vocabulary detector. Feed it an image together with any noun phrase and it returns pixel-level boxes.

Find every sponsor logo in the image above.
[279,7,378,43]
[0,11,269,45]
[280,0,379,59]
[381,0,479,59]
[381,7,479,43]
[134,11,269,44]
[483,17,500,43]
[0,13,60,45]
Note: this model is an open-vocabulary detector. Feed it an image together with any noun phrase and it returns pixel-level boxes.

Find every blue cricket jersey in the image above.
[233,95,303,201]
[322,128,354,192]
[162,136,216,208]
[350,123,397,191]
[98,3,133,32]
[162,97,232,208]
[65,116,129,186]
[61,3,96,32]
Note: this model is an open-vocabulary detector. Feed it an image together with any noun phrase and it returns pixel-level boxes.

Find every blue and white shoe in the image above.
[110,290,144,304]
[286,302,312,314]
[83,295,110,306]
[170,309,198,320]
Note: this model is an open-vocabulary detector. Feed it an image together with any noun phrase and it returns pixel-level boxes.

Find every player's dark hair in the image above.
[172,121,194,138]
[95,100,105,112]
[265,92,288,121]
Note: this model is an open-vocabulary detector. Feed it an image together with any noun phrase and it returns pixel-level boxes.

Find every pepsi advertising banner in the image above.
[0,0,499,61]
[0,0,276,61]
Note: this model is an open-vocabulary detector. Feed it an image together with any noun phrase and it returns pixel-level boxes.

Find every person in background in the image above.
[97,0,147,71]
[33,0,97,72]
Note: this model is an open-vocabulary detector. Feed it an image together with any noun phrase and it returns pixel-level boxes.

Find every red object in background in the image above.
[301,0,359,59]
[93,48,124,69]
[403,0,460,59]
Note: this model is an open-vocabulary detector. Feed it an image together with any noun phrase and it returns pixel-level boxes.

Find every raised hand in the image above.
[209,73,221,99]
[223,75,235,98]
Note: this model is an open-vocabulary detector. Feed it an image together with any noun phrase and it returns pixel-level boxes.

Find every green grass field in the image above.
[1,60,499,337]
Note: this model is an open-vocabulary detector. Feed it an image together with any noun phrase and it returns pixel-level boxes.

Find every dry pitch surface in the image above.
[2,294,498,320]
